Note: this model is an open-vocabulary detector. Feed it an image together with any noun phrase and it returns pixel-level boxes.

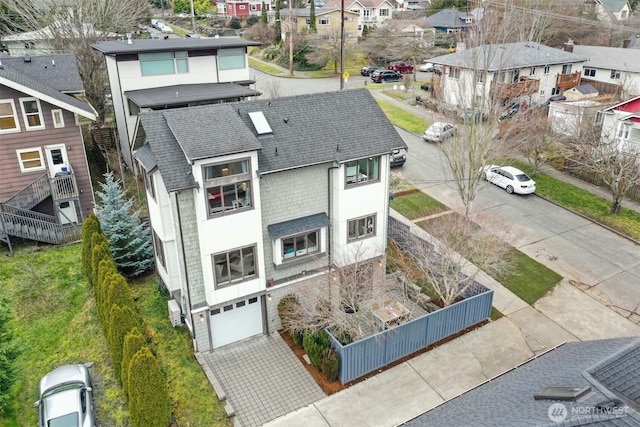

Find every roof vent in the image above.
[534,387,591,402]
[23,56,31,63]
[248,111,273,138]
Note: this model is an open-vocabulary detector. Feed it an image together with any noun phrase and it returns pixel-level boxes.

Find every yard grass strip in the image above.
[375,99,429,134]
[390,190,448,220]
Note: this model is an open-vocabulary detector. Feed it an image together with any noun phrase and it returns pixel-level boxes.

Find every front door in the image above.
[44,144,77,224]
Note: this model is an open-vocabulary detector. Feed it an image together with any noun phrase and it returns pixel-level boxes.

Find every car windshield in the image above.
[43,382,84,399]
[430,124,443,132]
[49,412,79,427]
[515,173,531,182]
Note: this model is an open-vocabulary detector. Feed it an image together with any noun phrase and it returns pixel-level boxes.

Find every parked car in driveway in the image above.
[360,65,382,76]
[388,61,414,74]
[390,149,406,167]
[371,70,402,83]
[423,122,456,142]
[482,165,536,194]
[34,364,94,427]
[419,62,434,72]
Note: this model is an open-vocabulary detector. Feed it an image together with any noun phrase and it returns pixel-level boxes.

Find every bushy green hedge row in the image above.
[277,294,340,383]
[81,214,172,427]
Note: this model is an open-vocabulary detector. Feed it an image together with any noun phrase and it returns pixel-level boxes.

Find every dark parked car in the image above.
[360,65,382,76]
[390,149,406,167]
[371,70,402,83]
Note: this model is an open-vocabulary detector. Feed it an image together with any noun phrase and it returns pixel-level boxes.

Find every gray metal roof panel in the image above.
[125,83,261,108]
[133,143,157,172]
[404,338,640,427]
[429,42,589,71]
[268,212,330,239]
[91,38,261,55]
[138,112,196,192]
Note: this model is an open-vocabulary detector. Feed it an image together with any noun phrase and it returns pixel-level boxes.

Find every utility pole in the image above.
[189,0,196,34]
[288,0,294,76]
[340,0,345,90]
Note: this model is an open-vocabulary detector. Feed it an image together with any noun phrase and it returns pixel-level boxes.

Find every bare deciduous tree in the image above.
[243,22,277,45]
[389,214,512,307]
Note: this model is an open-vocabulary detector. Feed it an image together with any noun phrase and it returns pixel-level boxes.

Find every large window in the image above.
[19,97,44,130]
[282,231,319,260]
[0,99,20,133]
[348,214,376,241]
[16,148,45,172]
[584,68,596,77]
[213,246,256,287]
[140,51,188,76]
[203,159,252,216]
[611,70,621,79]
[345,156,379,186]
[219,48,245,70]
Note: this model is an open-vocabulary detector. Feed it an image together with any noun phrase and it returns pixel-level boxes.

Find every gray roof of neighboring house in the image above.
[0,54,96,119]
[404,338,640,427]
[429,42,589,71]
[136,89,406,192]
[426,9,476,29]
[573,45,640,73]
[125,83,261,109]
[598,0,629,12]
[91,38,261,56]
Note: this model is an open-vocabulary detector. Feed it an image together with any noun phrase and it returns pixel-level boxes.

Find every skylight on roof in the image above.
[534,387,591,402]
[248,111,273,136]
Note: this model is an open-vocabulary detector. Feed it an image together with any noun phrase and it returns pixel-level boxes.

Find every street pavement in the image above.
[206,70,640,427]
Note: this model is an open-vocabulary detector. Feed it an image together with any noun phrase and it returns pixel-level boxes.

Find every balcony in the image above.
[556,71,581,89]
[489,78,539,99]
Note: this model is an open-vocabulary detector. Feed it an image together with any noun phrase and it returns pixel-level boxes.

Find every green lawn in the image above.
[390,190,448,220]
[375,99,430,134]
[0,244,229,427]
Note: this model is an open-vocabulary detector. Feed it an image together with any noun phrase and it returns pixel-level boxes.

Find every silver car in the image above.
[423,122,456,143]
[34,364,94,427]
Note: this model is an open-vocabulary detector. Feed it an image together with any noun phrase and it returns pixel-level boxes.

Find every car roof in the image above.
[40,365,89,395]
[495,165,527,175]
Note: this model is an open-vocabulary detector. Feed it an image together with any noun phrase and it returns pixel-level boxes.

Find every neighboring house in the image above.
[271,8,360,41]
[598,95,640,152]
[549,99,604,137]
[91,38,262,170]
[323,0,394,30]
[406,337,640,426]
[220,0,271,18]
[132,89,406,351]
[1,22,116,57]
[379,19,435,39]
[572,44,640,98]
[426,8,481,33]
[429,42,589,111]
[564,83,599,101]
[0,54,97,251]
[594,0,631,22]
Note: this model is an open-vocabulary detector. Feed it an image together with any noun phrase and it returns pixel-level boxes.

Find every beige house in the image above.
[323,0,394,30]
[271,8,360,43]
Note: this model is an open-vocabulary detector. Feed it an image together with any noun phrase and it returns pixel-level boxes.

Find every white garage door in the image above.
[210,296,263,348]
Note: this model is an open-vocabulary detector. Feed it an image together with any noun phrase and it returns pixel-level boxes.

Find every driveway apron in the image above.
[199,333,325,426]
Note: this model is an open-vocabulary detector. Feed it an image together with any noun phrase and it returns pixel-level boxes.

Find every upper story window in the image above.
[543,65,550,75]
[213,245,256,288]
[351,8,360,14]
[219,48,245,70]
[283,230,319,260]
[475,70,484,83]
[379,8,389,16]
[611,69,621,79]
[562,64,572,74]
[203,159,252,216]
[19,97,45,130]
[16,148,45,172]
[348,214,376,241]
[153,231,165,269]
[0,99,20,133]
[449,67,460,79]
[530,67,536,76]
[319,17,329,25]
[139,51,188,76]
[584,68,596,77]
[51,109,65,128]
[346,156,379,186]
[618,124,630,140]
[363,9,371,17]
[144,172,156,200]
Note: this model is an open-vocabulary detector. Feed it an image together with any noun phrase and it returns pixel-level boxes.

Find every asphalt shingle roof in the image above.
[92,38,261,55]
[136,89,406,192]
[573,45,640,73]
[426,9,475,29]
[429,42,589,71]
[0,54,96,118]
[125,83,261,108]
[404,338,640,427]
[268,213,330,238]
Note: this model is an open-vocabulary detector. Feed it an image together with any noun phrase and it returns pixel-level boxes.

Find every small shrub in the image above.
[302,330,330,371]
[319,347,339,382]
[291,330,303,347]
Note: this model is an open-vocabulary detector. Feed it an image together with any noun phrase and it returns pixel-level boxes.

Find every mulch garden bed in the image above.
[278,318,490,395]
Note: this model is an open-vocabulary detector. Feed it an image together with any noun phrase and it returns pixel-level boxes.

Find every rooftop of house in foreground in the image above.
[91,37,262,55]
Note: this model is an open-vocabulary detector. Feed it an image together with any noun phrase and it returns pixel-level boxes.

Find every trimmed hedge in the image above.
[121,328,145,400]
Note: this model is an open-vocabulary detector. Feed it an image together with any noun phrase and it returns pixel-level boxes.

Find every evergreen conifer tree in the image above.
[274,0,282,43]
[95,172,154,278]
[261,1,268,24]
[121,328,145,400]
[128,347,172,427]
[309,1,316,33]
[0,292,18,409]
